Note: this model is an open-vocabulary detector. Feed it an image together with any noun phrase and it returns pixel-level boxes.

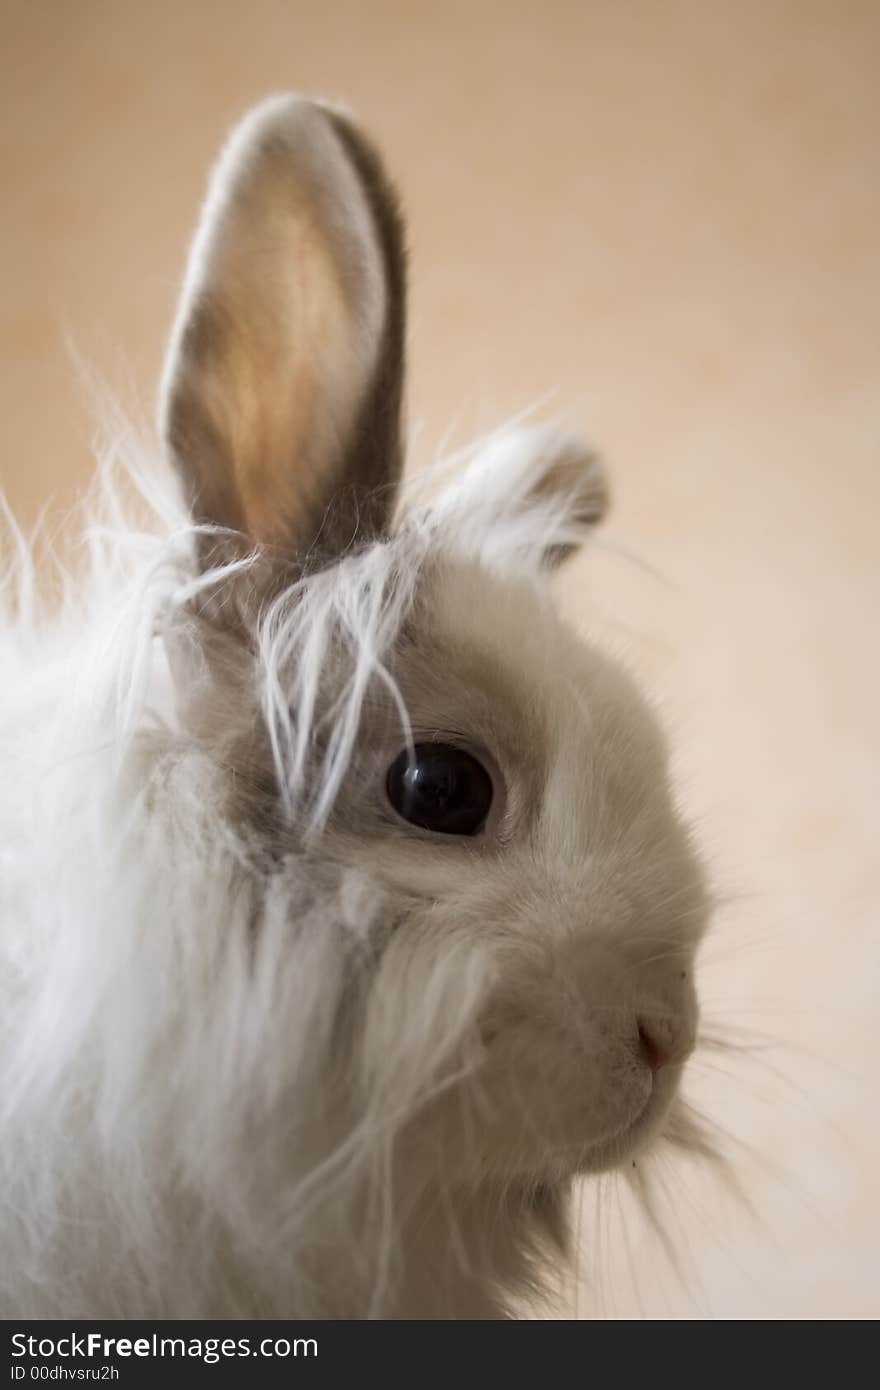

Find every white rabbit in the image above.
[0,95,709,1319]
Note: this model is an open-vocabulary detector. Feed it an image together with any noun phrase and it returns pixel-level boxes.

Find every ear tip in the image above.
[207,95,365,197]
[571,444,610,525]
[221,92,386,164]
[226,91,336,136]
[516,423,611,525]
[212,93,404,265]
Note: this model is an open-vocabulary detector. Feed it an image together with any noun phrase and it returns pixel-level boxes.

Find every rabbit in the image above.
[0,94,709,1320]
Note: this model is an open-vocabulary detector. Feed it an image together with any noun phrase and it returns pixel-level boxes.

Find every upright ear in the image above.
[428,425,609,573]
[159,95,406,572]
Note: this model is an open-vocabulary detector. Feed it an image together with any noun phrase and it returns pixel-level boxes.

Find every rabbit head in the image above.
[154,95,709,1303]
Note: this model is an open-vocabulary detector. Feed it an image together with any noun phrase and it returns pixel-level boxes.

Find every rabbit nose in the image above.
[636,1016,692,1073]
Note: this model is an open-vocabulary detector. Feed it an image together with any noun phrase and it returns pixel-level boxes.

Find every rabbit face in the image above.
[159,94,707,1199]
[322,555,706,1185]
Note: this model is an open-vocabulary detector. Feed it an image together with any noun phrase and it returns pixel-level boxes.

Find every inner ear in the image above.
[159,95,406,572]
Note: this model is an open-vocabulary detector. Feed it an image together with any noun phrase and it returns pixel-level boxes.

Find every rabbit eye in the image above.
[385,743,493,837]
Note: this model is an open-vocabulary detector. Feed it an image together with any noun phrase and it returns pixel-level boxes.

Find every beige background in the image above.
[2,0,878,1317]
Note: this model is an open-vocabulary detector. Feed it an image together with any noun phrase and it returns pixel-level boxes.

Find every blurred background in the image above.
[2,0,877,1318]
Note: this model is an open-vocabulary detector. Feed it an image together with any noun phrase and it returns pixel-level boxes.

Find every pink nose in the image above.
[637,1019,671,1073]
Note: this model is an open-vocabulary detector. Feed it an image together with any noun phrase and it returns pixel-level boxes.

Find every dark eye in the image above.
[385,743,494,837]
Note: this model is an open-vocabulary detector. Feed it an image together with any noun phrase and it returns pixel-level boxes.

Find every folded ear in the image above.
[427,425,609,573]
[159,95,406,572]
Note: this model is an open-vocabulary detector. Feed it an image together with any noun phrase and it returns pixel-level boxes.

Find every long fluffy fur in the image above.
[0,419,602,1318]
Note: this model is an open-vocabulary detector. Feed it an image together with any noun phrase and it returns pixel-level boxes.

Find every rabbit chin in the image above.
[485,1082,680,1185]
[517,1072,682,1182]
[573,1067,684,1175]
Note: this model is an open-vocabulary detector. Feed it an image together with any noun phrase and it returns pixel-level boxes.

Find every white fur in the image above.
[0,97,711,1319]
